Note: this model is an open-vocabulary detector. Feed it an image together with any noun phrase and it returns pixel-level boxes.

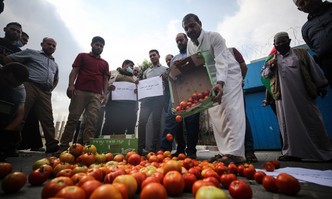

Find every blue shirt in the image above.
[8,49,59,88]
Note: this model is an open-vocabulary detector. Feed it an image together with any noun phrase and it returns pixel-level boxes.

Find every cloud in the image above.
[217,0,308,62]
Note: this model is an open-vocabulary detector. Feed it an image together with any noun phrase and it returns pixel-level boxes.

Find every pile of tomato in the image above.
[175,90,211,112]
[0,143,302,199]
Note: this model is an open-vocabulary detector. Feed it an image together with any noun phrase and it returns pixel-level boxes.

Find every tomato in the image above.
[59,150,75,164]
[175,115,183,122]
[191,179,214,196]
[175,105,182,111]
[0,162,13,178]
[28,167,50,186]
[243,164,256,180]
[71,172,87,185]
[41,176,73,199]
[196,186,228,199]
[39,164,54,177]
[113,182,129,199]
[140,182,167,199]
[220,173,237,189]
[55,185,85,199]
[89,184,122,199]
[81,180,102,199]
[166,133,173,141]
[72,164,88,174]
[276,173,301,195]
[237,164,245,176]
[69,143,84,156]
[201,169,219,180]
[79,153,97,166]
[76,175,96,186]
[113,154,125,162]
[263,161,275,172]
[53,162,72,176]
[105,152,114,162]
[163,170,185,196]
[141,176,161,189]
[104,169,126,184]
[128,153,141,166]
[163,159,182,174]
[215,164,228,176]
[1,171,27,193]
[254,171,266,184]
[197,92,203,99]
[228,179,253,199]
[262,175,278,192]
[270,160,281,169]
[95,153,107,163]
[228,163,238,175]
[180,101,187,108]
[87,168,104,182]
[84,144,97,154]
[113,174,138,198]
[192,92,198,100]
[203,176,220,188]
[32,157,51,171]
[182,172,197,192]
[131,171,147,191]
[56,168,74,178]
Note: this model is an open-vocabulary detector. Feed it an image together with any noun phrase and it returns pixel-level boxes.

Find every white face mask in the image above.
[126,67,133,74]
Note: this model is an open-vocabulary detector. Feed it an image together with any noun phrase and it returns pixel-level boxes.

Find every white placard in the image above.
[111,81,137,101]
[137,76,163,100]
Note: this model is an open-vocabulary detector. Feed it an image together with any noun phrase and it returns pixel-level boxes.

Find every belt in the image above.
[27,80,52,92]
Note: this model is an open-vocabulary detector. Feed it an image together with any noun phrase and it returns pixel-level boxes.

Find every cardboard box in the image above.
[90,135,137,154]
[168,53,217,118]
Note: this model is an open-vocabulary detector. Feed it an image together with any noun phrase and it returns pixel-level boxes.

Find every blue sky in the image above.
[0,0,321,119]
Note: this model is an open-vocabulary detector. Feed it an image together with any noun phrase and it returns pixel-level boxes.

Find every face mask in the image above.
[274,41,290,55]
[15,40,23,48]
[126,67,133,74]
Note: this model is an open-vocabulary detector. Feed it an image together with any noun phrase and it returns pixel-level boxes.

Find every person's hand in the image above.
[261,99,269,106]
[160,72,168,80]
[212,82,224,104]
[66,85,75,99]
[318,87,327,98]
[109,84,115,91]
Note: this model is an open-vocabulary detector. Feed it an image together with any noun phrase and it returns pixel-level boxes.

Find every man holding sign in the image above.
[137,49,168,155]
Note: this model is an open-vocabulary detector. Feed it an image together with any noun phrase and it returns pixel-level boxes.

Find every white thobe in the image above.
[187,30,245,158]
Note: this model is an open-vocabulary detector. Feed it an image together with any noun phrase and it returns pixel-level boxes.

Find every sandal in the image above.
[216,154,245,165]
[209,154,223,163]
[278,155,302,162]
[245,152,258,163]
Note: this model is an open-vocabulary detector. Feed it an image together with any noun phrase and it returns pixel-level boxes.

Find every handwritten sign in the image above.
[137,76,163,100]
[111,82,137,101]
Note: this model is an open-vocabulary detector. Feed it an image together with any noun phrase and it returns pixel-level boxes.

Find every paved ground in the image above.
[1,149,331,199]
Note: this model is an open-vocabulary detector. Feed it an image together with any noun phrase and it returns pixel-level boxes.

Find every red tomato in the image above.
[163,159,182,174]
[228,179,253,199]
[237,164,245,176]
[113,174,138,198]
[262,175,278,192]
[79,153,97,166]
[141,176,161,189]
[140,182,167,199]
[76,175,96,186]
[270,160,281,169]
[69,143,84,156]
[182,172,197,192]
[90,184,122,199]
[1,171,27,193]
[131,172,147,191]
[163,170,185,196]
[41,176,74,199]
[192,92,198,100]
[80,180,102,199]
[166,133,173,141]
[104,152,114,161]
[228,163,238,175]
[220,173,237,189]
[196,186,228,199]
[55,185,85,199]
[243,164,256,180]
[112,182,129,199]
[32,158,51,171]
[263,161,275,172]
[188,167,201,179]
[0,162,13,178]
[180,101,187,108]
[254,171,266,184]
[192,179,215,196]
[56,168,74,178]
[203,89,210,97]
[128,153,141,166]
[276,173,301,195]
[28,167,50,186]
[215,164,228,176]
[197,92,203,99]
[175,105,182,111]
[203,176,220,188]
[175,115,183,123]
[103,169,126,184]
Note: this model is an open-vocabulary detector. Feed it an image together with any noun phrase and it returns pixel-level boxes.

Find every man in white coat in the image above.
[182,13,246,164]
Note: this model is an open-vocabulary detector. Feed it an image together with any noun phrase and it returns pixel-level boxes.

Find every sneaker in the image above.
[186,153,197,159]
[46,145,60,154]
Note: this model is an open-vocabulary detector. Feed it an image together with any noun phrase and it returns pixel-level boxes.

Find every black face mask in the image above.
[275,41,290,55]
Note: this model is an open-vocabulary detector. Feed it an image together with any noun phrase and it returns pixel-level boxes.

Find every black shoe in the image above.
[30,147,46,152]
[187,153,197,159]
[278,155,302,162]
[45,145,60,153]
[6,149,19,157]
